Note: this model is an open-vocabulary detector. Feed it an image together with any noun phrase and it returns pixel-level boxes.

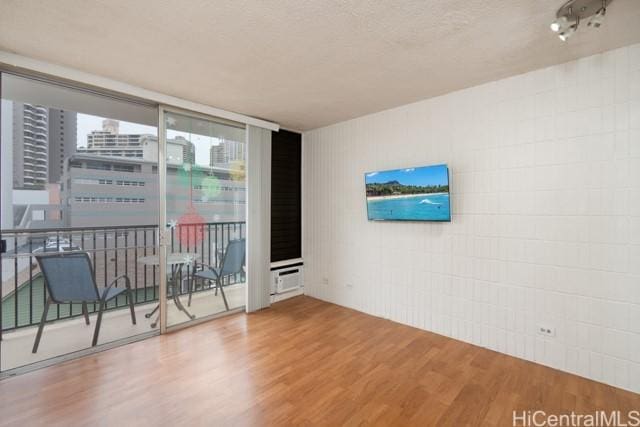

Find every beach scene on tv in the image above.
[365,164,450,221]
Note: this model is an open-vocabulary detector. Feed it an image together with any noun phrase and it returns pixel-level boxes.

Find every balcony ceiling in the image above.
[1,0,639,131]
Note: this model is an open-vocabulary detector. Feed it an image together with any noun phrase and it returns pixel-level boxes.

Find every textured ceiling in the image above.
[1,0,639,130]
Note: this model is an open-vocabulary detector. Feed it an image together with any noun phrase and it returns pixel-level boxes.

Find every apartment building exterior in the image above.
[81,119,148,159]
[47,108,77,184]
[80,119,195,164]
[209,140,245,166]
[60,154,246,227]
[11,103,49,189]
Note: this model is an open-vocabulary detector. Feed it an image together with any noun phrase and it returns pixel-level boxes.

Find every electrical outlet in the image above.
[537,324,555,337]
[346,283,354,289]
[322,277,329,285]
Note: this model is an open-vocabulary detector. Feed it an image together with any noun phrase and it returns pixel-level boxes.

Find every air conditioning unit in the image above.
[271,264,303,294]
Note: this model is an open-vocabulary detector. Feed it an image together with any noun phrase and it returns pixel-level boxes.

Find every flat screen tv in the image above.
[365,164,451,222]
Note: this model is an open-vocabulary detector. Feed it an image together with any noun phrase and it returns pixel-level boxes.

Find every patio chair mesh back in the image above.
[36,253,99,303]
[221,239,246,276]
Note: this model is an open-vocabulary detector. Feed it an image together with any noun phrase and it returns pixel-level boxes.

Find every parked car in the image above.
[33,238,82,253]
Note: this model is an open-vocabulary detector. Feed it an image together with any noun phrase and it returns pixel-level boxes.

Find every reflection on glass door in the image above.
[161,109,246,328]
[0,73,160,374]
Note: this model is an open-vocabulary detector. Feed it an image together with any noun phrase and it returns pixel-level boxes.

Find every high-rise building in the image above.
[80,120,149,158]
[209,139,245,166]
[8,103,77,187]
[3,102,77,229]
[225,140,245,162]
[209,144,226,166]
[79,120,195,164]
[12,103,49,189]
[47,109,77,184]
[182,139,196,164]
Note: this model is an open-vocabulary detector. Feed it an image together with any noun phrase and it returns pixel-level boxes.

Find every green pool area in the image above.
[2,275,158,331]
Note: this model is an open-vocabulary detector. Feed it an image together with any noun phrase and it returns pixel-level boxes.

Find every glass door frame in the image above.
[0,69,251,375]
[157,105,168,334]
[0,69,163,376]
[157,105,247,334]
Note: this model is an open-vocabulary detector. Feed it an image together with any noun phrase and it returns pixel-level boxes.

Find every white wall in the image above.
[303,43,640,394]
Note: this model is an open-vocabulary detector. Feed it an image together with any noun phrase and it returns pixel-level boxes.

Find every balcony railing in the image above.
[0,221,246,337]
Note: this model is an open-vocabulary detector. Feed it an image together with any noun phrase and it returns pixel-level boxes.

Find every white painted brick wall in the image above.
[303,43,640,394]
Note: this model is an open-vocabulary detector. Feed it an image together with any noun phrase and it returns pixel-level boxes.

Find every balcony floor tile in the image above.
[1,284,245,371]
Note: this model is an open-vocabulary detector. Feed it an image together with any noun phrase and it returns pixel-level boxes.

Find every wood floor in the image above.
[0,296,638,426]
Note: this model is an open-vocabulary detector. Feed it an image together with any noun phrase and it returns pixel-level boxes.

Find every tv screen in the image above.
[365,164,451,222]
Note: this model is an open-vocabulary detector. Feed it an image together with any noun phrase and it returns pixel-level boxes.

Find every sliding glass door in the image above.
[0,73,160,373]
[0,73,248,374]
[160,108,246,328]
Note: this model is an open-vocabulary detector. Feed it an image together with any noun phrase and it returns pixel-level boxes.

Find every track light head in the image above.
[550,16,569,32]
[558,15,579,41]
[558,24,577,41]
[587,7,606,27]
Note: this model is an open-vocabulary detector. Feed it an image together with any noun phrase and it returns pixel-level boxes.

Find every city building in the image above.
[209,143,225,165]
[47,109,77,184]
[11,103,49,189]
[79,119,196,164]
[2,103,76,229]
[80,119,149,159]
[4,102,76,189]
[209,139,245,166]
[61,153,246,227]
[141,134,195,165]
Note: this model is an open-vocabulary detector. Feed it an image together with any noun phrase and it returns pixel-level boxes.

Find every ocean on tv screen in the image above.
[365,164,450,222]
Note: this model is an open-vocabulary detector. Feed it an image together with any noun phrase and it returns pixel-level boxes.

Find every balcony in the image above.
[1,222,246,372]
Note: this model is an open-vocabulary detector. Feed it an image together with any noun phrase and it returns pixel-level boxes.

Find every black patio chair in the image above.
[188,239,245,311]
[33,252,136,353]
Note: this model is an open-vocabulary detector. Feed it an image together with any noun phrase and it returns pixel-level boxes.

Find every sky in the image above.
[76,113,156,148]
[365,164,448,186]
[77,113,221,166]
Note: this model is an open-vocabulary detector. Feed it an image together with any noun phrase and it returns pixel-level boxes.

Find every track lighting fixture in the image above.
[550,16,569,32]
[558,24,577,41]
[550,0,613,41]
[587,6,606,27]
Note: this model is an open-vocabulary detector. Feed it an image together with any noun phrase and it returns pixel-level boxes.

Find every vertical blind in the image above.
[245,125,272,312]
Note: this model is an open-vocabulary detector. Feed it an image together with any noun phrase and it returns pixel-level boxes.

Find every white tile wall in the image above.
[303,43,640,394]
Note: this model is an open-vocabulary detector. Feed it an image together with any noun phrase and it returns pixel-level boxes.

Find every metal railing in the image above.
[0,221,246,336]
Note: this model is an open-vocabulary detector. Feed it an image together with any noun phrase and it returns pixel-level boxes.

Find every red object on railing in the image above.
[176,205,205,250]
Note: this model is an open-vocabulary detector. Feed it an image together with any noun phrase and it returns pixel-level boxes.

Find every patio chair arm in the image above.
[101,274,132,300]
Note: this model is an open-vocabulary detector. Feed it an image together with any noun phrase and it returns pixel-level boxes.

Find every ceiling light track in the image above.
[550,0,613,41]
